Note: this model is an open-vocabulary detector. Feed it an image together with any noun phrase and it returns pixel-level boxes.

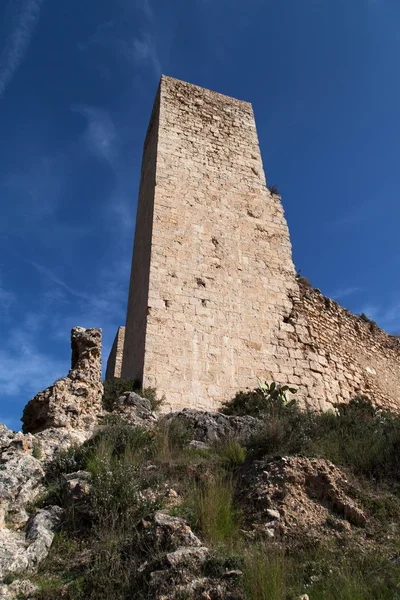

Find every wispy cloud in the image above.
[0,280,15,316]
[72,105,118,168]
[0,0,45,99]
[20,256,90,301]
[121,34,161,78]
[0,310,64,399]
[78,0,162,81]
[330,286,363,301]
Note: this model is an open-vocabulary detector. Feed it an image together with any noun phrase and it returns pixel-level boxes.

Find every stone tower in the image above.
[114,76,297,411]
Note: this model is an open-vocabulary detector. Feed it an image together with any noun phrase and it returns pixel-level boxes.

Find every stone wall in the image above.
[290,284,400,412]
[115,76,400,414]
[121,76,297,411]
[121,90,160,383]
[105,326,125,380]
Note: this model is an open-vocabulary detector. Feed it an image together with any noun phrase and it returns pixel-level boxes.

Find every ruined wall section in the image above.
[141,76,297,411]
[105,326,125,380]
[121,91,160,382]
[288,285,400,411]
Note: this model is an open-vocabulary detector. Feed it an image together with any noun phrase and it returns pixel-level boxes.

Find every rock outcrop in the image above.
[0,326,104,592]
[0,425,44,528]
[0,506,63,581]
[110,392,158,427]
[239,456,366,542]
[163,408,262,446]
[134,511,243,600]
[22,327,103,434]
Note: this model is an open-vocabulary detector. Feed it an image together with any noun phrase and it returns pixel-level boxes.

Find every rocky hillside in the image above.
[1,328,400,599]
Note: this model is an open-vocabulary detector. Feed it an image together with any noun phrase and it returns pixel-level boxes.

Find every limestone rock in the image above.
[63,470,91,503]
[164,408,262,444]
[0,507,63,580]
[110,392,158,427]
[137,510,203,553]
[239,456,366,542]
[0,425,44,528]
[0,579,38,600]
[135,511,242,600]
[22,327,103,434]
[34,427,92,462]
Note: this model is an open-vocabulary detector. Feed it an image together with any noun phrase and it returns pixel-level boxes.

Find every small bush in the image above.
[221,389,266,417]
[102,378,138,411]
[243,545,287,600]
[191,472,240,544]
[214,438,247,467]
[268,184,280,196]
[141,386,165,412]
[151,418,193,463]
[221,381,297,419]
[103,379,164,412]
[32,441,42,460]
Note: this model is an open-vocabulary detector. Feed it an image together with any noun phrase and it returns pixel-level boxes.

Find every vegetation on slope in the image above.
[26,385,400,599]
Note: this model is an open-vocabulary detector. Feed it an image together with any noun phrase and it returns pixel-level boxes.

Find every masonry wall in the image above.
[121,76,297,411]
[291,285,400,412]
[105,326,125,380]
[121,91,160,383]
[118,76,400,413]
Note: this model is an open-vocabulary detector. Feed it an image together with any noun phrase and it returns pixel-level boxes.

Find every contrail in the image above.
[0,0,45,99]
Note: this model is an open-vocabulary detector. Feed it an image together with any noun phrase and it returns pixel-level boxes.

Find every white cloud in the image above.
[21,257,90,301]
[72,105,118,167]
[330,286,363,300]
[0,0,45,99]
[354,300,400,334]
[121,34,161,78]
[0,281,15,316]
[0,313,64,398]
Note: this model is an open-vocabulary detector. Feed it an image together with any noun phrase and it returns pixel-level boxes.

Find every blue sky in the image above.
[0,0,399,430]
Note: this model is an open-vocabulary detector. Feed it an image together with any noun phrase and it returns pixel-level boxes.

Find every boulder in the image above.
[134,511,243,600]
[0,506,63,580]
[0,425,44,528]
[238,456,366,542]
[110,392,158,427]
[163,408,262,444]
[22,327,103,434]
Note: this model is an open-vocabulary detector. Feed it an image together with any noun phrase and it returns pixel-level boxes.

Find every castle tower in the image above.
[116,76,297,411]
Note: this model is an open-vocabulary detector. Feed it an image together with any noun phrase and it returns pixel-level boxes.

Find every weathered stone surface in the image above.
[0,425,44,528]
[105,326,125,380]
[164,408,262,444]
[239,456,366,542]
[290,284,400,411]
[120,75,297,412]
[63,470,91,502]
[33,427,92,462]
[22,327,103,434]
[111,76,400,414]
[135,511,242,600]
[137,510,203,552]
[0,579,38,600]
[110,392,158,427]
[0,506,63,580]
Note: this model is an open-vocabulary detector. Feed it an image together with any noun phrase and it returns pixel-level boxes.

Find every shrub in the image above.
[103,379,164,412]
[214,438,247,467]
[268,184,280,196]
[151,418,193,464]
[243,545,287,600]
[32,441,42,460]
[221,381,297,419]
[220,388,267,417]
[191,472,240,544]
